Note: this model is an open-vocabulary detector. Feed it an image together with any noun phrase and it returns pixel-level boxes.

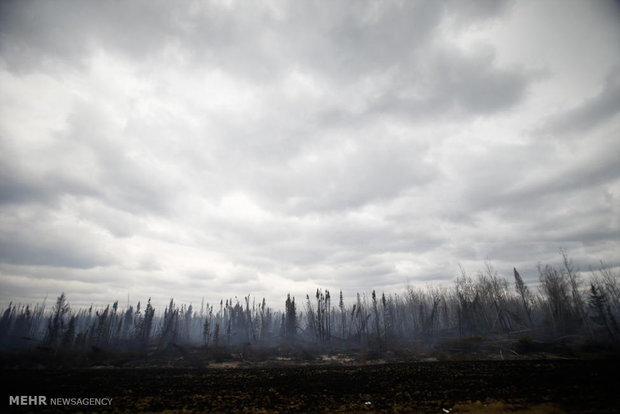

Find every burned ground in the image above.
[3,359,619,413]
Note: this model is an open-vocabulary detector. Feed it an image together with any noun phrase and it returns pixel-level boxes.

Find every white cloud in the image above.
[1,0,619,308]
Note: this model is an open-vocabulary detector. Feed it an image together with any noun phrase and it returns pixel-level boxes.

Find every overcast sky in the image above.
[1,0,619,308]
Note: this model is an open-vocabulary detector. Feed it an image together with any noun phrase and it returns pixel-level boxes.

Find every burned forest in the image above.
[2,255,619,365]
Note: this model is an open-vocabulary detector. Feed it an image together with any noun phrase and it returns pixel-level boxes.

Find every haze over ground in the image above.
[1,0,619,308]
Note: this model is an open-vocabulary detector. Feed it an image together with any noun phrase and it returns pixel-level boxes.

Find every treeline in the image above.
[0,254,618,353]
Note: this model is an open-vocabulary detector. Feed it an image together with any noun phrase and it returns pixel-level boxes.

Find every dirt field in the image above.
[3,360,619,413]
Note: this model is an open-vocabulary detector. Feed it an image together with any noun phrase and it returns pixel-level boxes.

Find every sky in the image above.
[1,0,619,309]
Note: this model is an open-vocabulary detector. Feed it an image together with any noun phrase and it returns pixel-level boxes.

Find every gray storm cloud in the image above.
[0,0,619,308]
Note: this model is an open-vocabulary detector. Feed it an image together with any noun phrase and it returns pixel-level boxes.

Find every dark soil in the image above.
[3,360,619,413]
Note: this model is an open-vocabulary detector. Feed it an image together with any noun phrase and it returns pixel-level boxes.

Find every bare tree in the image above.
[589,283,619,341]
[339,291,346,340]
[47,293,70,347]
[203,304,212,346]
[285,294,297,343]
[539,264,576,336]
[514,268,533,326]
[561,250,590,333]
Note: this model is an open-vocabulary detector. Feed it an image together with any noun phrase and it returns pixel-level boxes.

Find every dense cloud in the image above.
[542,68,620,135]
[1,0,619,308]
